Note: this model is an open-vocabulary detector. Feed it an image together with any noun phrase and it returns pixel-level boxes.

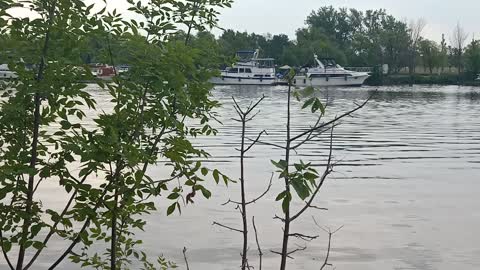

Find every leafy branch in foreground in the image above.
[0,0,232,270]
[263,69,373,270]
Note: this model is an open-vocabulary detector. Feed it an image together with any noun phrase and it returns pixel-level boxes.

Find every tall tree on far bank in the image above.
[450,22,469,74]
[465,38,480,78]
[408,18,427,85]
[419,39,441,74]
[440,34,448,72]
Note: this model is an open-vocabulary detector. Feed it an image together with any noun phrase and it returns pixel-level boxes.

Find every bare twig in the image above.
[289,95,373,142]
[244,130,267,153]
[287,244,307,256]
[183,247,190,270]
[288,233,319,242]
[222,173,273,206]
[212,222,244,234]
[270,250,293,260]
[289,127,335,222]
[271,245,307,260]
[252,217,263,270]
[247,138,287,150]
[312,217,344,270]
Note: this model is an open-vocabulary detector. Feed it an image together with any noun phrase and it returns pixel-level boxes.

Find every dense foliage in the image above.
[0,0,232,270]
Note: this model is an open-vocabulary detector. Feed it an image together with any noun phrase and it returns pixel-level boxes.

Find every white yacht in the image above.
[0,64,18,79]
[210,50,276,85]
[291,55,369,87]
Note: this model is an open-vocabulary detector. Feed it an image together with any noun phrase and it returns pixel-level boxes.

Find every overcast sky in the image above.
[216,0,480,42]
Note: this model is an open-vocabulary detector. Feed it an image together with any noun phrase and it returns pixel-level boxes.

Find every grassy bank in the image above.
[366,74,480,86]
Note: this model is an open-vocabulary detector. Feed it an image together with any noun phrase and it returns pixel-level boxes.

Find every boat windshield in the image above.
[236,51,256,62]
[320,58,337,68]
[255,59,274,68]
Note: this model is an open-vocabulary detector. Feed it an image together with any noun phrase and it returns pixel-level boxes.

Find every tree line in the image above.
[207,7,480,78]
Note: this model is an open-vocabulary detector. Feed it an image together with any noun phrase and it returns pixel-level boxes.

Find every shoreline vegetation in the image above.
[3,6,480,88]
[0,1,476,270]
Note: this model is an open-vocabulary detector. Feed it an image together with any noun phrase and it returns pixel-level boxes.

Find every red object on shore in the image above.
[97,66,116,77]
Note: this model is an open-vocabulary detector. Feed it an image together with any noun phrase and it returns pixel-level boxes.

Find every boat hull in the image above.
[291,74,369,87]
[210,76,276,85]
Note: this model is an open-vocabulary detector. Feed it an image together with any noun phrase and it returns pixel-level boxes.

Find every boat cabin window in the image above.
[228,68,239,73]
[239,68,245,73]
[310,73,353,78]
[244,68,252,73]
[264,75,271,78]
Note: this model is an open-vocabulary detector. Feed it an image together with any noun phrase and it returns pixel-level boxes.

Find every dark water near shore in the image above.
[3,85,480,270]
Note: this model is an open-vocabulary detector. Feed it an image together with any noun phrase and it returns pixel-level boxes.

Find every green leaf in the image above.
[167,203,176,216]
[2,241,11,253]
[212,169,220,184]
[167,193,179,200]
[275,191,287,201]
[291,179,310,200]
[271,160,287,170]
[60,120,71,130]
[199,186,211,199]
[282,192,291,214]
[302,86,315,97]
[302,97,315,110]
[32,241,45,250]
[201,167,208,176]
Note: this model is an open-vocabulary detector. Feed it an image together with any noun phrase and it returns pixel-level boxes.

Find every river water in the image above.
[4,85,480,270]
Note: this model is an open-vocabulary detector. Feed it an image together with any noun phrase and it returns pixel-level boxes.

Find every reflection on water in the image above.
[6,85,480,270]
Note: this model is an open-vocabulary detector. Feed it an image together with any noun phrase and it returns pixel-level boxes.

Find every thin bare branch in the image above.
[223,173,273,206]
[288,233,319,241]
[245,174,273,205]
[244,130,267,153]
[252,217,263,270]
[312,217,344,270]
[290,127,335,223]
[232,97,244,116]
[212,222,244,233]
[247,138,287,150]
[183,247,190,270]
[290,94,373,142]
[287,245,307,256]
[273,215,286,223]
[245,95,265,115]
[270,250,293,260]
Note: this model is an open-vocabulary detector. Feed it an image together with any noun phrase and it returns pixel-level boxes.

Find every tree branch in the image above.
[222,173,273,206]
[183,247,190,270]
[24,172,91,270]
[252,217,263,270]
[312,217,344,270]
[0,229,14,270]
[288,233,319,242]
[244,130,267,153]
[212,222,244,234]
[289,95,373,142]
[289,127,335,223]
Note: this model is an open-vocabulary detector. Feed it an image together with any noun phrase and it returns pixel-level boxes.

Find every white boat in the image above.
[0,64,18,79]
[210,50,276,85]
[291,55,369,87]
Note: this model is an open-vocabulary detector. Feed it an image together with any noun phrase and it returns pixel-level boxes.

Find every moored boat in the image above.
[289,54,369,87]
[0,64,18,79]
[210,50,276,85]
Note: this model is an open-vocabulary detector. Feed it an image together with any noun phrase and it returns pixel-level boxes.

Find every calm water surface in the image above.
[5,85,480,270]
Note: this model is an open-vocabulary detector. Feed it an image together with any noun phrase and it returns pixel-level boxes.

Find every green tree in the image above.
[419,39,441,74]
[0,1,233,270]
[465,39,480,78]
